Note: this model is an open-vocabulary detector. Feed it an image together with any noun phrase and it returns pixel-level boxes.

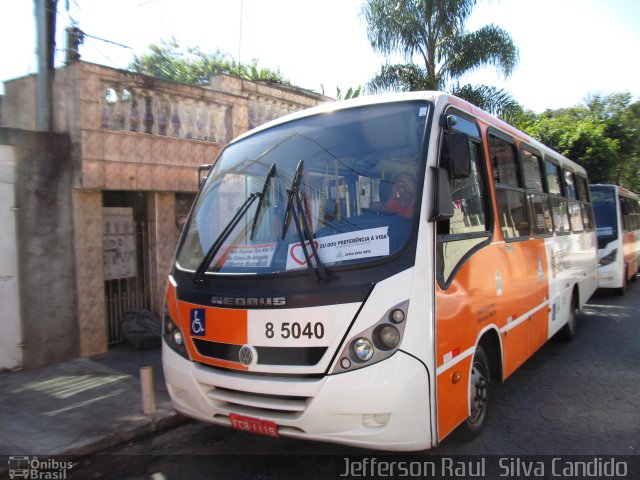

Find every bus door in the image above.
[434,111,492,440]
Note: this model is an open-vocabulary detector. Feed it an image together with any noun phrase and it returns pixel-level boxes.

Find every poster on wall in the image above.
[103,207,136,280]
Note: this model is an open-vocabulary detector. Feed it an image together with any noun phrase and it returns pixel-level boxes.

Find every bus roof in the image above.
[231,91,587,177]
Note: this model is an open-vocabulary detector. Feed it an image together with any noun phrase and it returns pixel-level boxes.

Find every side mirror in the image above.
[430,166,454,221]
[198,164,213,188]
[447,133,471,179]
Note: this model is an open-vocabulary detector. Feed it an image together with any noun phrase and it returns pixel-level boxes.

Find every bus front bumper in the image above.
[162,343,433,451]
[597,262,624,288]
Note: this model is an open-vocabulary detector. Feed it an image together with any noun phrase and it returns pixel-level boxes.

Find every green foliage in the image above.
[617,100,640,190]
[451,83,523,124]
[336,85,363,100]
[366,64,437,91]
[361,0,520,118]
[517,93,640,189]
[129,38,290,85]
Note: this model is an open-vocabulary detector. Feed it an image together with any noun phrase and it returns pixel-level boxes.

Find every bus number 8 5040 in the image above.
[265,322,325,339]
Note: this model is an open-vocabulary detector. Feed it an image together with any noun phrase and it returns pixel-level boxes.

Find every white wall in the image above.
[0,145,22,370]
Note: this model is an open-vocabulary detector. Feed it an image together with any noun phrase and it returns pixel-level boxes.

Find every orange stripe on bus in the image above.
[165,281,180,327]
[199,357,249,371]
[436,356,472,441]
[176,301,248,345]
[174,300,249,370]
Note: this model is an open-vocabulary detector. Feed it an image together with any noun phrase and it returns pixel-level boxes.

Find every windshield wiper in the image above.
[193,165,276,284]
[280,160,303,240]
[249,163,276,240]
[281,160,328,283]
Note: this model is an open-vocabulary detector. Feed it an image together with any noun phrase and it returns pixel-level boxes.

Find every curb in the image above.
[57,411,189,458]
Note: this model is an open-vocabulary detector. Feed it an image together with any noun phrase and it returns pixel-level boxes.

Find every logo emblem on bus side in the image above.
[239,345,258,366]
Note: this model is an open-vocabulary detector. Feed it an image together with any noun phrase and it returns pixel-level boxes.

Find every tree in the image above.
[531,112,618,184]
[518,93,640,189]
[362,0,520,119]
[129,38,290,85]
[336,85,363,100]
[587,93,640,189]
[617,100,640,190]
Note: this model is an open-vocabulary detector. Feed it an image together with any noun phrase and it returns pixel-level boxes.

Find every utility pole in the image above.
[35,0,57,132]
[238,0,245,64]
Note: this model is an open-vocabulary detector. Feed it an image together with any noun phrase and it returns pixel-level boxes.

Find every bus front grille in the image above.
[207,386,310,417]
[192,338,327,366]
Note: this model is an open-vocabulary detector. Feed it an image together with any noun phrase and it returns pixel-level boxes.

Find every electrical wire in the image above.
[81,32,132,50]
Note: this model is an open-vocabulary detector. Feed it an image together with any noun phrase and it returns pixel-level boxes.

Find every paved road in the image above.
[70,283,640,478]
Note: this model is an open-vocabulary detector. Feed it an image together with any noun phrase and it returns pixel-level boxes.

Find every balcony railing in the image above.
[100,85,231,143]
[248,94,301,129]
[99,82,306,144]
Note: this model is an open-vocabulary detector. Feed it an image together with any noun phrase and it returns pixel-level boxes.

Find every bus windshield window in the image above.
[591,188,617,247]
[176,102,428,275]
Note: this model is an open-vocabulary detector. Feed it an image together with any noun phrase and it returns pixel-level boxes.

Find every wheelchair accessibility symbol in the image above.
[190,308,206,336]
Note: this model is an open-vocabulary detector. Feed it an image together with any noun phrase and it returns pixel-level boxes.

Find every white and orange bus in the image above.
[590,184,640,294]
[162,92,598,450]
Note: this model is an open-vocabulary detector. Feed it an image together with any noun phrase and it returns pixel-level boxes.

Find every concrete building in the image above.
[0,61,331,370]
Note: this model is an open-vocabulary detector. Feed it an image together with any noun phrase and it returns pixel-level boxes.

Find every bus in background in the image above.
[162,92,598,451]
[590,184,640,294]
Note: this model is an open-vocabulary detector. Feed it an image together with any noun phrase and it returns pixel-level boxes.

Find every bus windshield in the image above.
[591,187,618,248]
[176,101,429,276]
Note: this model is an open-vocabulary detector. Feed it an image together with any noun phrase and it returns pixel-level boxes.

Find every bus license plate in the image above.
[229,414,280,438]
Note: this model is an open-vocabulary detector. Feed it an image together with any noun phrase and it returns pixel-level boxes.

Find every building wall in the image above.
[72,190,107,356]
[0,128,76,368]
[1,76,37,131]
[148,192,178,316]
[0,144,22,370]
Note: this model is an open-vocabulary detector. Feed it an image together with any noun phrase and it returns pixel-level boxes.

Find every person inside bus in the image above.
[384,172,416,218]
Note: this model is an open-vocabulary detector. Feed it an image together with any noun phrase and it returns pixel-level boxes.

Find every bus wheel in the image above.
[456,346,490,441]
[558,294,577,341]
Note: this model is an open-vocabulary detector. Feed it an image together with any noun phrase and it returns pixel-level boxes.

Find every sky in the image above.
[1,0,639,113]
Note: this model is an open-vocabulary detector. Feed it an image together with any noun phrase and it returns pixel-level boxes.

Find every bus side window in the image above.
[620,196,634,232]
[564,170,584,232]
[575,174,594,231]
[522,148,553,237]
[632,198,640,231]
[545,159,570,235]
[436,114,490,286]
[489,134,530,240]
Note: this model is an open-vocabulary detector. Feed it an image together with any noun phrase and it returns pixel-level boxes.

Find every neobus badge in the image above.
[210,296,287,307]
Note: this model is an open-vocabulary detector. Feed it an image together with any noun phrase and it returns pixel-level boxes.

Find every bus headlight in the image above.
[389,309,405,323]
[332,300,409,374]
[171,329,184,346]
[376,324,401,349]
[352,338,374,362]
[163,306,190,360]
[599,248,617,266]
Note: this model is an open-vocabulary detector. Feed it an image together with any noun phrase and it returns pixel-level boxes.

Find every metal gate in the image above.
[103,208,153,345]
